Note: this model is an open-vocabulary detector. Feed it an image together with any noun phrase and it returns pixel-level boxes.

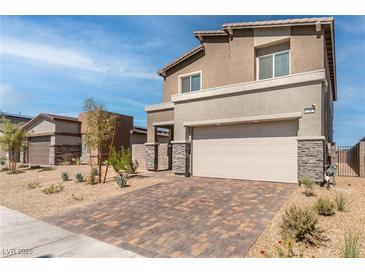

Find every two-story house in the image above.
[145,17,336,183]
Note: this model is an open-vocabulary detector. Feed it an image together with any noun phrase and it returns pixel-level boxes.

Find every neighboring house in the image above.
[145,17,336,183]
[79,112,133,165]
[0,112,32,161]
[23,114,81,165]
[130,126,170,171]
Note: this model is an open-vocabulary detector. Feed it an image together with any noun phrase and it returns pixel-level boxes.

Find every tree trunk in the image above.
[98,146,102,184]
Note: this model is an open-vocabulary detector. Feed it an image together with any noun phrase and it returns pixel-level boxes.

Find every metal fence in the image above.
[336,145,359,177]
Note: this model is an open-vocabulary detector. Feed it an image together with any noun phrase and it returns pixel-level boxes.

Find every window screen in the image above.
[181,76,190,93]
[274,51,289,77]
[191,74,201,91]
[258,55,273,80]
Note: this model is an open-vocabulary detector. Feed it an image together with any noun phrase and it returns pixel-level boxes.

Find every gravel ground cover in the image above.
[246,176,365,258]
[0,164,169,219]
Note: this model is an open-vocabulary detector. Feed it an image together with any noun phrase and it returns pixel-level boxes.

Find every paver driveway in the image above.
[46,175,295,257]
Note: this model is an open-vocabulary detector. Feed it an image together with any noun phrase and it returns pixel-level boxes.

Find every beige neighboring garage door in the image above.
[192,120,298,183]
[28,136,50,165]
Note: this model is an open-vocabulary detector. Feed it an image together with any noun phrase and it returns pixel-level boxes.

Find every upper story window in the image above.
[179,71,202,93]
[256,42,290,80]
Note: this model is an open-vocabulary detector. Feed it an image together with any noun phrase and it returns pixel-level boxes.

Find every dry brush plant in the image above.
[280,205,327,247]
[41,183,65,194]
[299,176,315,197]
[313,197,336,216]
[334,192,348,212]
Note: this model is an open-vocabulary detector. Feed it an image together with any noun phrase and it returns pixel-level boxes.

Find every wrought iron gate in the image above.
[336,145,359,177]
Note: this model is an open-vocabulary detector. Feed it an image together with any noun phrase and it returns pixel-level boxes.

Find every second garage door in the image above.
[192,120,298,183]
[28,136,51,165]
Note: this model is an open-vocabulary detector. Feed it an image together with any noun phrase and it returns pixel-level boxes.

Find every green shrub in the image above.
[88,169,97,185]
[27,181,41,189]
[7,169,24,175]
[72,193,83,201]
[334,192,348,212]
[74,157,81,166]
[39,166,55,172]
[116,174,128,188]
[28,165,41,169]
[75,172,85,183]
[344,230,360,258]
[0,157,6,165]
[0,167,9,172]
[42,183,65,194]
[313,197,336,216]
[109,147,139,174]
[61,171,70,181]
[280,205,327,246]
[299,176,315,196]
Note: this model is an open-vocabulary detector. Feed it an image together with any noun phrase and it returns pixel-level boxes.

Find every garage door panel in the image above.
[192,122,298,183]
[28,137,50,165]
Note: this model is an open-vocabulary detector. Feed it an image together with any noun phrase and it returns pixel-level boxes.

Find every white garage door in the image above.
[192,120,298,183]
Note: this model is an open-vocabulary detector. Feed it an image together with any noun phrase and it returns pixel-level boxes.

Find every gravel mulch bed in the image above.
[0,164,169,219]
[246,176,365,258]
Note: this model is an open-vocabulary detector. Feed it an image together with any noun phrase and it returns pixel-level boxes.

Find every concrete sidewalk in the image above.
[0,206,143,258]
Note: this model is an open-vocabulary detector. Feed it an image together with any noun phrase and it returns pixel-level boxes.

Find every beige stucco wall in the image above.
[162,25,325,102]
[147,109,174,143]
[163,29,255,102]
[173,82,323,141]
[27,119,55,135]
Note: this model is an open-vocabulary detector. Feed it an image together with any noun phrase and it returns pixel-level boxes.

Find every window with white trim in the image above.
[257,50,290,80]
[179,72,201,93]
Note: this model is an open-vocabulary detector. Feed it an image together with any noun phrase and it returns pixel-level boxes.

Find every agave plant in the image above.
[61,171,70,182]
[116,174,128,188]
[75,172,85,183]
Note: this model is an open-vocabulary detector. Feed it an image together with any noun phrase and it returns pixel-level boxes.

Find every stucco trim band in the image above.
[153,121,174,126]
[145,102,174,112]
[172,70,326,103]
[183,112,302,127]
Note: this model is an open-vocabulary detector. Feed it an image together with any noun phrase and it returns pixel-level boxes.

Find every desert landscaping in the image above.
[0,164,168,219]
[247,176,365,258]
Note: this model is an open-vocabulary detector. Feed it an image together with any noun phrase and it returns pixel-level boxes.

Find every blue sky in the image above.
[0,15,364,145]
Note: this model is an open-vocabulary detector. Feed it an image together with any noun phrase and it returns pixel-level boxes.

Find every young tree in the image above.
[0,117,26,172]
[83,98,117,184]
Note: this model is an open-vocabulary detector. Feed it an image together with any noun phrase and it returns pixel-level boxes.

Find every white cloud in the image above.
[1,38,158,80]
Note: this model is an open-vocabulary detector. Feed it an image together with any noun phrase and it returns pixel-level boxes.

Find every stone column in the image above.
[49,146,55,165]
[146,143,158,171]
[172,142,190,176]
[298,138,325,182]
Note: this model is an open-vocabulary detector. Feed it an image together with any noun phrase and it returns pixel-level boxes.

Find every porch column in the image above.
[172,141,190,176]
[145,143,158,171]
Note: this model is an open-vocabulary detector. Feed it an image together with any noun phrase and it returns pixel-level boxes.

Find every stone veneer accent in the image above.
[49,146,55,165]
[172,143,190,176]
[146,143,158,171]
[52,145,81,165]
[298,139,325,182]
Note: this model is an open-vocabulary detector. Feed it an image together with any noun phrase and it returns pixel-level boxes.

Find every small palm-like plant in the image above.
[344,230,360,258]
[116,174,128,188]
[75,172,85,183]
[334,192,348,212]
[61,171,70,182]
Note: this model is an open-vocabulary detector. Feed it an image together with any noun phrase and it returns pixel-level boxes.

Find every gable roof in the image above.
[23,113,80,129]
[157,45,204,77]
[157,17,336,100]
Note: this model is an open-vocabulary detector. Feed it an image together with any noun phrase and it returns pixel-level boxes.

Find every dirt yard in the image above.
[247,176,365,258]
[0,164,169,219]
